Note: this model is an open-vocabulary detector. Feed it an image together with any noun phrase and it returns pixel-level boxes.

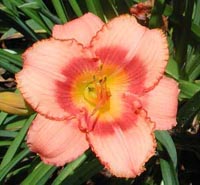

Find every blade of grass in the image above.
[166,57,180,80]
[35,166,57,185]
[0,141,12,146]
[160,158,179,185]
[191,23,200,41]
[32,0,62,24]
[3,115,20,125]
[40,8,61,24]
[39,13,54,30]
[0,49,22,67]
[52,153,87,185]
[85,0,105,21]
[193,0,200,24]
[69,0,83,17]
[52,0,68,23]
[0,130,18,138]
[0,9,39,41]
[13,1,51,34]
[179,80,200,99]
[0,112,8,126]
[6,165,30,179]
[21,162,56,185]
[59,158,103,185]
[0,114,35,169]
[108,0,119,16]
[177,90,200,129]
[155,131,177,168]
[5,118,27,131]
[17,2,40,9]
[0,58,21,73]
[2,0,18,16]
[0,148,29,182]
[157,142,179,185]
[35,0,50,9]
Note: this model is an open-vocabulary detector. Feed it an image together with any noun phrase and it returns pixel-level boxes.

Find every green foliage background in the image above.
[0,0,200,184]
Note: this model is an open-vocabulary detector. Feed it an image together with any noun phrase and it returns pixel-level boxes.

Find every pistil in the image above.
[83,75,111,114]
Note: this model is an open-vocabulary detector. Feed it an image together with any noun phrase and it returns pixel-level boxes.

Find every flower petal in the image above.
[91,15,168,94]
[52,13,104,46]
[140,76,179,130]
[16,38,95,119]
[87,98,156,178]
[27,114,89,166]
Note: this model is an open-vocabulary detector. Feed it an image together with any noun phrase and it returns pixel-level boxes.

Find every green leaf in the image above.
[0,114,35,169]
[21,162,57,185]
[40,8,61,24]
[15,1,51,34]
[166,57,180,80]
[5,118,27,131]
[0,9,39,41]
[60,157,103,185]
[2,0,18,16]
[0,28,20,40]
[160,158,179,185]
[0,148,30,182]
[52,153,87,185]
[177,90,200,129]
[193,0,200,24]
[18,2,40,9]
[155,131,177,168]
[0,112,8,126]
[85,0,105,21]
[179,80,200,99]
[191,23,200,41]
[163,4,173,17]
[69,0,83,17]
[0,130,18,138]
[0,58,21,73]
[149,0,165,28]
[0,141,12,146]
[185,46,200,81]
[52,0,68,23]
[0,48,22,67]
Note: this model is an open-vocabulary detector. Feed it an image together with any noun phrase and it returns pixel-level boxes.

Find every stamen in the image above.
[83,74,111,114]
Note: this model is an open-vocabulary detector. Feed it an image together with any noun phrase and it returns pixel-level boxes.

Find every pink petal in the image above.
[27,114,89,166]
[87,98,156,178]
[140,76,179,130]
[16,38,96,119]
[52,13,104,46]
[91,15,168,94]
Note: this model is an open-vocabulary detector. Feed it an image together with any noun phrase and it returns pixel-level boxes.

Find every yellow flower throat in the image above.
[83,75,111,114]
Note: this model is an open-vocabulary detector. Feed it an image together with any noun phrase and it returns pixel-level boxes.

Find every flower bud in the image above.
[0,92,33,115]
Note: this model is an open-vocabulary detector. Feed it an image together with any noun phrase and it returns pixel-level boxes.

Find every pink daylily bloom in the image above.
[16,13,179,178]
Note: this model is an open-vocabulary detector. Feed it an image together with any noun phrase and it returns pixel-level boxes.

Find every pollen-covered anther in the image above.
[83,75,111,114]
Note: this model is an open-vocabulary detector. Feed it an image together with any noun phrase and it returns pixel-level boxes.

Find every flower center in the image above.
[83,75,111,114]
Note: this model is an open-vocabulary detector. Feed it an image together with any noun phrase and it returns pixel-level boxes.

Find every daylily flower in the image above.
[16,13,179,178]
